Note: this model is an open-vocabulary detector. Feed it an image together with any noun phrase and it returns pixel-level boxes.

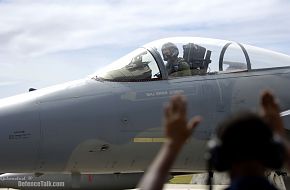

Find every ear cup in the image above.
[209,145,230,172]
[262,141,286,169]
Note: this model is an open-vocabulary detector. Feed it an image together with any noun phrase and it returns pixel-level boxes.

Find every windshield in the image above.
[95,48,161,81]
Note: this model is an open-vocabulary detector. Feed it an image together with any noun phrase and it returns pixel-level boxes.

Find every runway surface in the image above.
[130,184,228,190]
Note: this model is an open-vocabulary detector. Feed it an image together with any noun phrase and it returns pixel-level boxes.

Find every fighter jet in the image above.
[0,37,290,184]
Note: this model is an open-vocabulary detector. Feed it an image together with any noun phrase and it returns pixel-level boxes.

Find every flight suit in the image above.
[166,57,191,77]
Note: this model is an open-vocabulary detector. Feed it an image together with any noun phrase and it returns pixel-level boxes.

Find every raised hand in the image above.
[164,95,201,147]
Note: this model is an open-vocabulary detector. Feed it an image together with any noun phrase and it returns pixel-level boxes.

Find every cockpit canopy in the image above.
[95,37,290,82]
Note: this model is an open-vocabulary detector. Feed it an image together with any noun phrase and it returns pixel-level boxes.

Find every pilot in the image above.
[161,42,191,77]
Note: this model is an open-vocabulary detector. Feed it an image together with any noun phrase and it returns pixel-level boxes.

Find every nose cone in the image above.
[0,94,40,172]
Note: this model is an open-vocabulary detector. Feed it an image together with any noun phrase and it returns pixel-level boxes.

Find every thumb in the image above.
[187,116,202,131]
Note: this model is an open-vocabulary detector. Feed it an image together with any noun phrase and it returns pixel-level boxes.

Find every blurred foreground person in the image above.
[138,95,201,190]
[208,114,285,189]
[138,92,289,190]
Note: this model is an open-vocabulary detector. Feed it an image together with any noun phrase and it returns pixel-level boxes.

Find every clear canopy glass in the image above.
[94,37,290,81]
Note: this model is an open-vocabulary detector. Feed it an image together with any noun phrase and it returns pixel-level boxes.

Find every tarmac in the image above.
[130,184,228,190]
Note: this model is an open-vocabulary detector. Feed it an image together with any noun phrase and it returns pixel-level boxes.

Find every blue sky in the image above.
[1,0,290,98]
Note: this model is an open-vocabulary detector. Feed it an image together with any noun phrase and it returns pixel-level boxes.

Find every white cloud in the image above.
[1,0,289,57]
[0,0,290,98]
[0,81,21,86]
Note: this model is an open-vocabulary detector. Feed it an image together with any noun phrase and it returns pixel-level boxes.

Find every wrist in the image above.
[165,139,185,152]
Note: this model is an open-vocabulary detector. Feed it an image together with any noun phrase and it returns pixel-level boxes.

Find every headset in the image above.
[206,113,286,189]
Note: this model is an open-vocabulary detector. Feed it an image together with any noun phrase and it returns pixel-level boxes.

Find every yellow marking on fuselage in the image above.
[169,174,193,184]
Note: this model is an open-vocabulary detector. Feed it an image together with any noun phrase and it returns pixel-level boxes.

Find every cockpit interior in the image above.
[94,37,290,82]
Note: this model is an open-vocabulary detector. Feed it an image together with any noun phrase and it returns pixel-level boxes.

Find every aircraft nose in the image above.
[0,96,40,172]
